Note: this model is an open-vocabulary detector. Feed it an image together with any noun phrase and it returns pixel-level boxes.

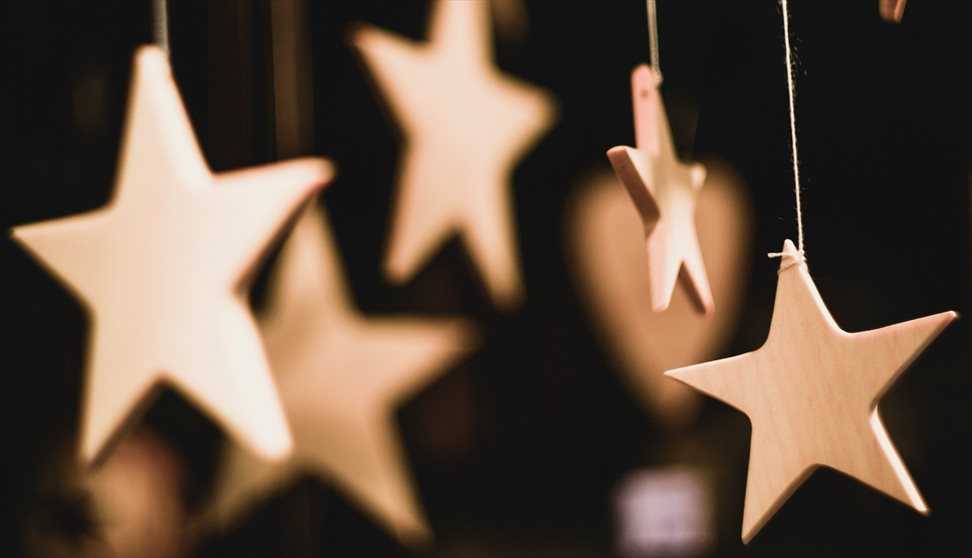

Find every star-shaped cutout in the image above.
[607,64,712,314]
[666,240,956,542]
[208,201,478,545]
[351,0,556,310]
[11,46,332,463]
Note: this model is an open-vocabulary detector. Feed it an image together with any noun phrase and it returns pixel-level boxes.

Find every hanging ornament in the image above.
[11,46,331,463]
[351,0,556,310]
[207,202,478,546]
[607,1,713,314]
[879,0,908,23]
[664,0,956,542]
[567,165,751,427]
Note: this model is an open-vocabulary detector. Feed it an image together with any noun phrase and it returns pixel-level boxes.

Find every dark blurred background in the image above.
[2,1,971,556]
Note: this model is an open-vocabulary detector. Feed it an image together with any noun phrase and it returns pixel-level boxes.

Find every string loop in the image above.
[767,247,806,271]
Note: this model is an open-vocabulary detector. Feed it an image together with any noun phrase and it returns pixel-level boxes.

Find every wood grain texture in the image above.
[666,240,956,542]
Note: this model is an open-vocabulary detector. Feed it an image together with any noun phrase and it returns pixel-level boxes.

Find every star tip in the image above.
[135,43,165,58]
[308,157,337,183]
[79,447,96,466]
[651,299,672,313]
[605,145,628,159]
[257,432,294,463]
[632,63,654,78]
[449,317,483,348]
[134,44,169,70]
[382,259,409,286]
[740,518,765,545]
[398,521,434,550]
[691,164,708,188]
[79,437,108,469]
[345,22,376,48]
[493,288,525,313]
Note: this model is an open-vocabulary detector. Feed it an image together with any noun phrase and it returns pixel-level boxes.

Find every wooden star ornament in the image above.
[607,64,712,314]
[567,165,751,428]
[351,0,556,310]
[208,202,478,545]
[11,46,332,463]
[666,240,956,542]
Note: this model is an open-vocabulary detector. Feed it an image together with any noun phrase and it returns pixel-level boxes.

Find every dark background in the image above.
[2,1,971,556]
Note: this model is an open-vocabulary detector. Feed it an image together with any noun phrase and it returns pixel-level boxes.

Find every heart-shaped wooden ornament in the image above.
[566,162,752,429]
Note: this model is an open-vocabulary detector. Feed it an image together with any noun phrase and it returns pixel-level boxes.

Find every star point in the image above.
[11,45,332,464]
[608,64,712,315]
[351,0,556,310]
[666,239,955,542]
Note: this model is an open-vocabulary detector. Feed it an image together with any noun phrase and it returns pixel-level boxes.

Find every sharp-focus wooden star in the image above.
[208,202,478,545]
[666,240,956,542]
[607,64,712,314]
[11,46,332,463]
[351,0,556,310]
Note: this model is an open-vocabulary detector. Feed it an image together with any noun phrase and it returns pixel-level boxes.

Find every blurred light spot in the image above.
[615,466,713,558]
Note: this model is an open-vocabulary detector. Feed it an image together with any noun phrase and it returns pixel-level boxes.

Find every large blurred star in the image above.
[11,46,331,463]
[209,202,477,545]
[607,64,712,314]
[351,0,556,309]
[667,240,955,542]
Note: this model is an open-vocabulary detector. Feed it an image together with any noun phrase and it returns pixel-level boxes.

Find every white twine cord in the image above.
[768,0,806,266]
[646,0,663,85]
[154,0,170,54]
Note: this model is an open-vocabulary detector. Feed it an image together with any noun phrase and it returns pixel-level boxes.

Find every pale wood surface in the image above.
[667,240,956,542]
[351,0,556,310]
[879,0,908,22]
[207,202,477,546]
[11,46,331,463]
[567,165,751,428]
[607,64,712,314]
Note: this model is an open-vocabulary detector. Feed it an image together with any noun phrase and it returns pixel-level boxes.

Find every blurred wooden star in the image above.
[607,64,712,314]
[11,46,331,463]
[209,202,477,545]
[351,0,556,310]
[666,240,955,542]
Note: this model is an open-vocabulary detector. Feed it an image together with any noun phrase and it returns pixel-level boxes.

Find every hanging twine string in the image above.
[154,0,170,54]
[767,0,806,266]
[646,0,663,85]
